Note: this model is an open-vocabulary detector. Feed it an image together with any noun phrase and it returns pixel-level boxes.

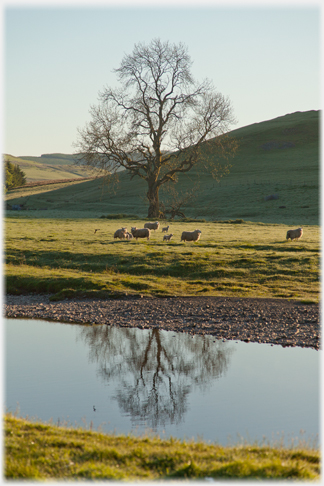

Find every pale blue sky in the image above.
[3,3,321,156]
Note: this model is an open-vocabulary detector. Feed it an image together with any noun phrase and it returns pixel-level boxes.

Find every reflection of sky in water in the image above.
[5,319,320,446]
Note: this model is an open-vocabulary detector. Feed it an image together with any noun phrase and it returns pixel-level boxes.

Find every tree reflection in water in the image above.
[78,326,235,428]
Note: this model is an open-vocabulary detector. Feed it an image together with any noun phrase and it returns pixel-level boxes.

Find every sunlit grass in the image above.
[4,414,320,480]
[4,216,320,302]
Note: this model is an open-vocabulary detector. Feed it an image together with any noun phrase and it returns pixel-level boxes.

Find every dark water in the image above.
[5,318,320,446]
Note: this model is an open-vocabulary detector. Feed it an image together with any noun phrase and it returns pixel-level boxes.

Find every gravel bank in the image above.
[4,294,321,350]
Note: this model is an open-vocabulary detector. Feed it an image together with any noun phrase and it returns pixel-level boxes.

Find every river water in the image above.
[5,318,320,446]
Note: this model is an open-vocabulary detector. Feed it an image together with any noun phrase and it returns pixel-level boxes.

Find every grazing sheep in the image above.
[131,227,151,240]
[286,227,303,241]
[162,225,170,233]
[125,232,133,240]
[144,221,160,231]
[114,227,127,239]
[163,233,173,242]
[181,229,202,242]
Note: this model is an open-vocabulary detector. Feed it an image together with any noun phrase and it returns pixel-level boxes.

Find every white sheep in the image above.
[131,227,151,240]
[163,233,173,241]
[162,225,170,233]
[114,227,127,239]
[286,227,303,241]
[181,229,202,242]
[125,232,133,240]
[144,221,160,231]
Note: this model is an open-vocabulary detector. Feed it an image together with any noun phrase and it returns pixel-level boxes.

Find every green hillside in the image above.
[5,110,319,225]
[3,153,94,182]
[18,153,80,165]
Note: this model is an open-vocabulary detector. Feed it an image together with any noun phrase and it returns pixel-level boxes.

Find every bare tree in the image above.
[75,38,237,218]
[78,325,234,428]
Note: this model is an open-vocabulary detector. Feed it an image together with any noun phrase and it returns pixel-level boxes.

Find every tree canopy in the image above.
[75,39,237,218]
[4,160,27,191]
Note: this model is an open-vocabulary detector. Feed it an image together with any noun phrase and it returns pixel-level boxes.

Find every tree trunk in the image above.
[147,180,161,219]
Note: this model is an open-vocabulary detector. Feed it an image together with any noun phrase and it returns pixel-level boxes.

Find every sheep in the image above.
[114,227,127,239]
[163,233,173,242]
[125,232,133,240]
[286,227,303,241]
[181,229,202,242]
[131,227,151,240]
[144,221,160,231]
[162,225,170,233]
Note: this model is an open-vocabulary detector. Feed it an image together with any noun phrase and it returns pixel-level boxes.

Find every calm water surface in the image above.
[5,318,320,446]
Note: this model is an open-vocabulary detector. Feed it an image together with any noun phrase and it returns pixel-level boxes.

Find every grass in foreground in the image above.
[4,414,320,480]
[5,216,320,302]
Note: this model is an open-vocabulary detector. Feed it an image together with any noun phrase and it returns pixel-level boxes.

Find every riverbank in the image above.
[4,414,320,480]
[4,294,320,350]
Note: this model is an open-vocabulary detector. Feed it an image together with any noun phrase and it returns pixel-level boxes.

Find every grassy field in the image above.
[5,216,320,302]
[4,414,320,481]
[5,110,319,225]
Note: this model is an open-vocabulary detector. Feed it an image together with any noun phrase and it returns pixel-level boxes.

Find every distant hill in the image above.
[3,153,94,182]
[5,110,320,225]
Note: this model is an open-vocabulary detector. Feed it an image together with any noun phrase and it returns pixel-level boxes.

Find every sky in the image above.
[2,1,322,157]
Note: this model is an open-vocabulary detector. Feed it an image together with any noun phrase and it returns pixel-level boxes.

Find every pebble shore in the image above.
[4,294,321,350]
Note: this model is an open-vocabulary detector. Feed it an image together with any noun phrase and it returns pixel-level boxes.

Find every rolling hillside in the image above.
[5,110,320,225]
[3,153,94,182]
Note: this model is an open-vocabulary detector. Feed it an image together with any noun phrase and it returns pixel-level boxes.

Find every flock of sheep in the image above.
[113,221,303,243]
[113,221,202,243]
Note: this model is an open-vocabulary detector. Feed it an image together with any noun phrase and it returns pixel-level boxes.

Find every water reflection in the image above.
[78,326,235,427]
[6,319,320,445]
